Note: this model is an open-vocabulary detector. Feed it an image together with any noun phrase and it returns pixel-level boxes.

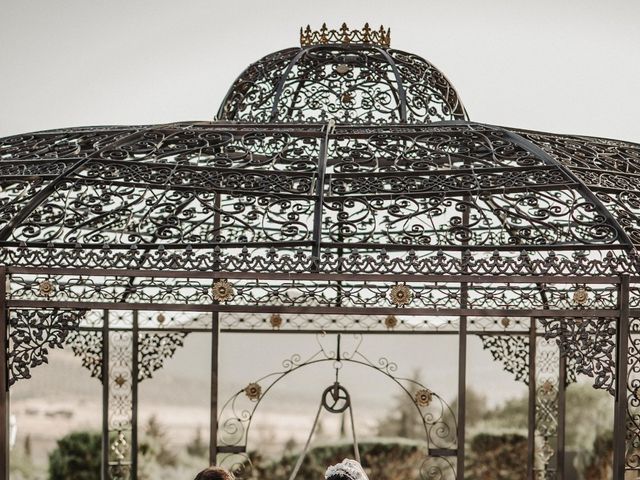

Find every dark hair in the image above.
[194,466,235,480]
[326,475,351,480]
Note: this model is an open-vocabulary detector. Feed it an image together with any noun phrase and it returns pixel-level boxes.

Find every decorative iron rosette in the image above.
[269,314,283,329]
[212,279,235,302]
[389,284,413,306]
[415,388,433,407]
[573,287,589,306]
[244,382,262,401]
[384,314,399,329]
[38,279,55,297]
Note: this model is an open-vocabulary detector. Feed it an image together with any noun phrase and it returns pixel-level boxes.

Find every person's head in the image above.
[194,466,235,480]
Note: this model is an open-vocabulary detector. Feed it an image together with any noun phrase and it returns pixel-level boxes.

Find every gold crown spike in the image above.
[300,23,391,47]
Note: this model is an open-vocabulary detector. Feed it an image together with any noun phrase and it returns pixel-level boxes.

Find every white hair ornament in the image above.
[325,459,369,480]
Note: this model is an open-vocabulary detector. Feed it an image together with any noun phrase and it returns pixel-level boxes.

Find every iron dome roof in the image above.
[0,24,639,274]
[218,23,467,124]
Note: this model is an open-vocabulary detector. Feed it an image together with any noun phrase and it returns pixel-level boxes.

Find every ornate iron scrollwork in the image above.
[63,330,189,384]
[66,330,103,380]
[137,332,188,382]
[541,317,616,394]
[626,317,640,472]
[480,335,530,384]
[480,334,579,387]
[8,308,85,386]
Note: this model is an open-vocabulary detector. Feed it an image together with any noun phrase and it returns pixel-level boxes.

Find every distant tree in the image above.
[565,383,613,452]
[283,436,297,455]
[186,426,208,458]
[450,388,490,427]
[314,420,326,441]
[376,370,427,440]
[48,431,101,480]
[479,395,527,431]
[24,434,32,460]
[140,415,177,467]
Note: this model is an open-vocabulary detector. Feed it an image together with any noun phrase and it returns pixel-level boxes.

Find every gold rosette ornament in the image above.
[38,279,55,297]
[269,314,283,329]
[384,315,398,329]
[212,279,235,302]
[244,382,262,401]
[415,388,433,407]
[541,379,555,396]
[114,374,127,388]
[389,284,413,306]
[572,287,588,306]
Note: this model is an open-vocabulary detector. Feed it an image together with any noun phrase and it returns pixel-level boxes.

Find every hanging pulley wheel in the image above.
[322,383,350,413]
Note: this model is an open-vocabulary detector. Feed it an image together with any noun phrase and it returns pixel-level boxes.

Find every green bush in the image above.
[243,438,453,480]
[48,431,101,480]
[466,432,527,480]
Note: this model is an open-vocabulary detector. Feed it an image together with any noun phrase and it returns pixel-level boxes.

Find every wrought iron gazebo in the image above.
[1,23,639,480]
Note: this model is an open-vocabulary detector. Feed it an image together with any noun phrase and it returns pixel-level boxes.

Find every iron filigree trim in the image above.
[9,308,85,385]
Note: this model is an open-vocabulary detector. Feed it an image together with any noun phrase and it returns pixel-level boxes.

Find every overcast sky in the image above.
[1,0,639,141]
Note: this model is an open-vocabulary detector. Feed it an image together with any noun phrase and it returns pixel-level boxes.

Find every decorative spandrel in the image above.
[541,317,616,394]
[480,332,579,387]
[480,335,529,384]
[137,332,188,382]
[66,330,103,380]
[8,308,85,385]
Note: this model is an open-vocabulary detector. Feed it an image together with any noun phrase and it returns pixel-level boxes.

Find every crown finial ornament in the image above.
[300,22,391,47]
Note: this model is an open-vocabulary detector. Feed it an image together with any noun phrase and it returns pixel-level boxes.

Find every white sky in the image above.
[1,0,639,141]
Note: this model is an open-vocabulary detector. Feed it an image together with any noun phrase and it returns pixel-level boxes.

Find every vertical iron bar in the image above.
[102,310,110,480]
[210,187,222,466]
[457,313,467,479]
[527,317,536,480]
[311,121,333,265]
[613,274,630,477]
[456,202,470,479]
[0,266,8,480]
[557,343,566,480]
[131,311,139,480]
[210,311,219,465]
